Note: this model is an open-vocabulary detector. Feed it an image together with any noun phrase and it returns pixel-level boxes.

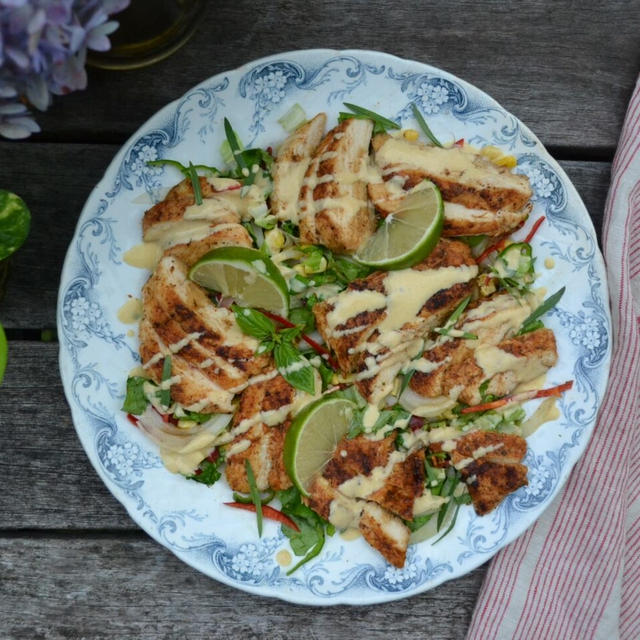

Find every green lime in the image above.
[188,246,289,316]
[0,190,31,261]
[0,323,7,384]
[355,180,444,269]
[284,394,356,496]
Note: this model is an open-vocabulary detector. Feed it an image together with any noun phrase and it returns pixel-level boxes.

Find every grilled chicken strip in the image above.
[139,255,270,413]
[224,374,297,493]
[299,118,376,253]
[313,238,478,404]
[408,328,558,408]
[430,431,528,515]
[141,176,259,265]
[271,113,327,223]
[307,474,411,568]
[368,134,533,237]
[306,432,427,567]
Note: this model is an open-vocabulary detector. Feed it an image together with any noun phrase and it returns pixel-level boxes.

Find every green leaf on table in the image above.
[0,190,31,261]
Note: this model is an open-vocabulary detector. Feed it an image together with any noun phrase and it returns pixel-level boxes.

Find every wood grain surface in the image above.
[0,0,637,638]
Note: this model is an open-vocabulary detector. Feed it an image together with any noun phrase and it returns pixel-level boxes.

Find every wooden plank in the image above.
[0,143,611,329]
[0,535,487,639]
[0,342,133,529]
[28,0,640,150]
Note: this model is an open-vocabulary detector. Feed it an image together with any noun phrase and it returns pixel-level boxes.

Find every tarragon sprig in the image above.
[232,305,315,394]
[434,295,477,339]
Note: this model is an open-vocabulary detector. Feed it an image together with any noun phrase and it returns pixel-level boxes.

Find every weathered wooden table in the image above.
[1,2,638,638]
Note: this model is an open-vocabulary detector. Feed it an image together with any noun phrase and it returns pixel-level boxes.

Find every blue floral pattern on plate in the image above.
[57,49,612,605]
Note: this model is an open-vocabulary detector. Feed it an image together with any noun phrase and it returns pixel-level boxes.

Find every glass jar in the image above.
[87,0,207,70]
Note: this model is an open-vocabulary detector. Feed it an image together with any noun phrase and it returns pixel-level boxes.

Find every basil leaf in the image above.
[121,376,150,415]
[517,287,565,335]
[410,103,443,148]
[232,305,276,341]
[0,190,31,261]
[274,341,315,395]
[289,307,316,333]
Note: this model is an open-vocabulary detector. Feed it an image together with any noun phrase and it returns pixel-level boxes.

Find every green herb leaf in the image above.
[186,451,225,486]
[347,404,410,439]
[410,103,443,148]
[289,307,316,333]
[406,512,435,532]
[434,295,476,339]
[158,356,172,408]
[224,118,247,170]
[0,190,31,261]
[178,410,214,424]
[277,487,328,574]
[121,376,150,415]
[274,341,316,395]
[492,242,535,295]
[232,305,276,341]
[341,102,401,135]
[183,162,202,205]
[517,287,565,335]
[281,221,299,237]
[245,459,263,537]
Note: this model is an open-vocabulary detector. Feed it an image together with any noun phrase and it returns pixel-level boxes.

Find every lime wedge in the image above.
[355,181,444,269]
[284,394,356,496]
[188,246,289,316]
[0,323,6,383]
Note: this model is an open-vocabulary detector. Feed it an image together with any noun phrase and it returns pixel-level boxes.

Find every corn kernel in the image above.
[177,419,197,430]
[403,129,419,142]
[293,263,306,275]
[495,155,517,168]
[480,145,502,161]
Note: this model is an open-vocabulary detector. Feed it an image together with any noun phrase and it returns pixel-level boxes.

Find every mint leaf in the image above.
[289,307,316,333]
[121,376,150,415]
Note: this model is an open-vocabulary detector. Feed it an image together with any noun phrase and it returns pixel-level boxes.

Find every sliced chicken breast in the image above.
[271,113,327,223]
[313,238,478,404]
[139,255,269,413]
[299,118,376,253]
[369,134,533,237]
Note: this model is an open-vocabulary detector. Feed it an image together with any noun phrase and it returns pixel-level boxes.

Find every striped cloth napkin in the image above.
[467,75,640,640]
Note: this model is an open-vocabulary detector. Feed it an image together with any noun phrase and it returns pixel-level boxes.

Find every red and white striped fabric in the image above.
[467,75,640,640]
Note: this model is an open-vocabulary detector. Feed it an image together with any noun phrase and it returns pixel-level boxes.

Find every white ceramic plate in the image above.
[58,49,611,605]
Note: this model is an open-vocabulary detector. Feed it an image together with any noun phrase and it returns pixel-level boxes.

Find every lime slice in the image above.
[0,323,7,384]
[188,246,289,315]
[355,181,444,269]
[284,394,356,496]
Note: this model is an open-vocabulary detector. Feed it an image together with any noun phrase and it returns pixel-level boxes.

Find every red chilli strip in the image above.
[260,310,339,369]
[523,215,546,244]
[409,415,425,431]
[223,502,300,532]
[476,237,509,264]
[127,414,139,426]
[460,380,574,414]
